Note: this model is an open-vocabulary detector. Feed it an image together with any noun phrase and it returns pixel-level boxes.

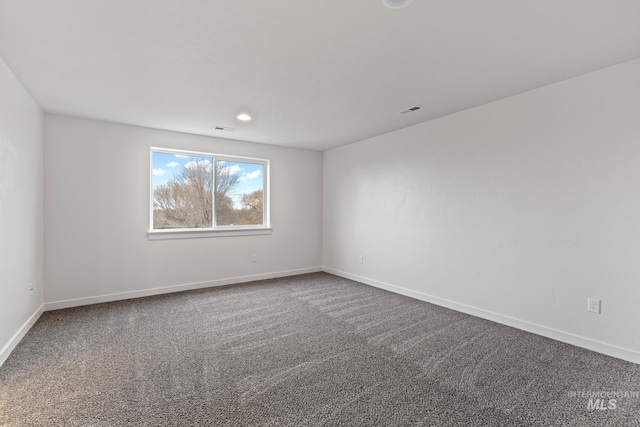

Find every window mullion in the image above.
[211,156,217,229]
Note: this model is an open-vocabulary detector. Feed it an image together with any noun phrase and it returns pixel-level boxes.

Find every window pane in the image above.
[152,152,214,229]
[215,160,264,226]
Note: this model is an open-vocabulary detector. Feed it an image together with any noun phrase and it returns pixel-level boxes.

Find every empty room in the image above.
[1,0,640,425]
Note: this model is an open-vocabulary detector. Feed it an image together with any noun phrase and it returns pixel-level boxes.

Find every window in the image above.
[149,148,269,237]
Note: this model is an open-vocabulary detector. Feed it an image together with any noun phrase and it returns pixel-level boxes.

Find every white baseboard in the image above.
[45,267,322,311]
[0,304,45,368]
[323,267,640,365]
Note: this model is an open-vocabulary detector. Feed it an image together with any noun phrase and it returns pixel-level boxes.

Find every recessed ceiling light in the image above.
[237,113,252,121]
[382,0,414,8]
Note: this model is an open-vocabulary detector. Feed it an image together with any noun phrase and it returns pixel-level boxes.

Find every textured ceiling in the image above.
[1,0,640,151]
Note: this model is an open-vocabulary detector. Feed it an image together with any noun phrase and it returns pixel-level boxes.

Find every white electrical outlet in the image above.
[587,298,601,314]
[360,255,364,264]
[29,280,34,291]
[251,254,256,263]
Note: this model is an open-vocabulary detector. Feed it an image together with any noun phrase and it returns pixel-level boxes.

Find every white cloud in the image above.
[152,168,166,176]
[221,164,241,175]
[185,159,212,170]
[167,162,180,167]
[239,169,261,182]
[247,170,260,179]
[174,154,189,158]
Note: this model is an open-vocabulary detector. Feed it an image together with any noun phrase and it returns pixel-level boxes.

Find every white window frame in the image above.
[148,147,271,240]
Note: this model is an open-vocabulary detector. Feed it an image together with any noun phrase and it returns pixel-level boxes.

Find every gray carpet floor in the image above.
[1,272,639,426]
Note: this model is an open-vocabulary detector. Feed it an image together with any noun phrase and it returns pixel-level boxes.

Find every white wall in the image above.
[323,58,640,363]
[0,57,44,365]
[44,115,322,306]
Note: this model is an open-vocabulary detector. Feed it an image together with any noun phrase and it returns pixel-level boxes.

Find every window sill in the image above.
[147,227,273,240]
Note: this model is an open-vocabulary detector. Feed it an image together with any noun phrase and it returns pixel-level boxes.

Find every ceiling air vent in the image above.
[398,105,424,115]
[213,125,235,132]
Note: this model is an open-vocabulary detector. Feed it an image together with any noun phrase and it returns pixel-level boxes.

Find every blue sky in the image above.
[152,152,264,206]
